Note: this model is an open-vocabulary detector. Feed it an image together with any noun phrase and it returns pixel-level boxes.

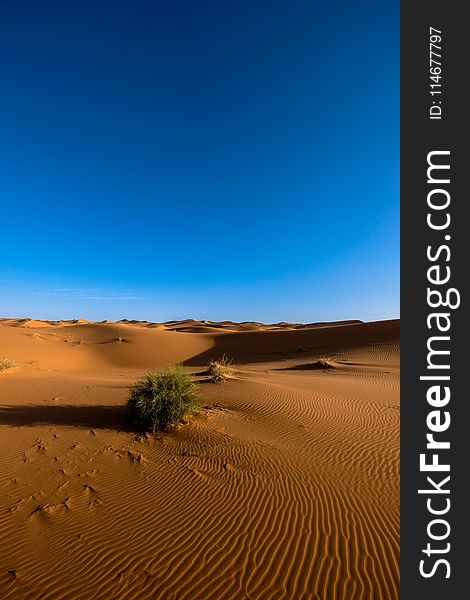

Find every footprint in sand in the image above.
[82,484,103,508]
[9,492,45,514]
[30,499,70,517]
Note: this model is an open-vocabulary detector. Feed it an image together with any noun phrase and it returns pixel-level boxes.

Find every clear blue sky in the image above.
[0,1,399,323]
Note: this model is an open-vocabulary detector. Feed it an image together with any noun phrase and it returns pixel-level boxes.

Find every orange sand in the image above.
[0,317,399,599]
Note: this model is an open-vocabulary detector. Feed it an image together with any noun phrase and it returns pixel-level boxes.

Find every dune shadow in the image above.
[276,360,336,372]
[0,404,129,430]
[183,320,400,367]
[96,337,130,344]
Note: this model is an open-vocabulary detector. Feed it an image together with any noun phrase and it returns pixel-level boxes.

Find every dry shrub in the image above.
[0,357,17,372]
[208,355,235,383]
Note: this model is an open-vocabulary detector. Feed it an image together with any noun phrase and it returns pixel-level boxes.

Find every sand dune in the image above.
[0,317,399,599]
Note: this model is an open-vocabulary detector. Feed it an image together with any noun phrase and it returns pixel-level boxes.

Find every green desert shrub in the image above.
[0,357,17,372]
[208,354,235,383]
[127,365,200,432]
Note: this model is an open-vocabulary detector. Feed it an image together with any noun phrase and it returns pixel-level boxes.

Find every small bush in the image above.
[309,359,335,370]
[0,357,17,372]
[127,365,200,432]
[208,355,235,383]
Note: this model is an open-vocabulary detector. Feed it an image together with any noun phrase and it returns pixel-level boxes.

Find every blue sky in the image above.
[0,1,399,322]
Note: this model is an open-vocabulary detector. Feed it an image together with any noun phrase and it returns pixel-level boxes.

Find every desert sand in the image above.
[0,317,399,599]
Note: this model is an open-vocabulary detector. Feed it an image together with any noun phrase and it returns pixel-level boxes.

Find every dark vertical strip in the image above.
[401,2,467,598]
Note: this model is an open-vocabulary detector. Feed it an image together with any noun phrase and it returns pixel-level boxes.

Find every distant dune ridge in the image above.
[0,317,399,599]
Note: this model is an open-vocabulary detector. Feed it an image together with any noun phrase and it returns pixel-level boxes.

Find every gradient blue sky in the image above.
[0,0,399,323]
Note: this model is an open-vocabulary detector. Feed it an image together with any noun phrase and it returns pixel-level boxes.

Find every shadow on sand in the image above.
[182,320,400,367]
[275,360,336,371]
[0,404,129,430]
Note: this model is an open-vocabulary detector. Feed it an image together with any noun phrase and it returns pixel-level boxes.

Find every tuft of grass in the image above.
[208,355,235,383]
[0,357,17,372]
[310,359,335,370]
[127,365,200,432]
